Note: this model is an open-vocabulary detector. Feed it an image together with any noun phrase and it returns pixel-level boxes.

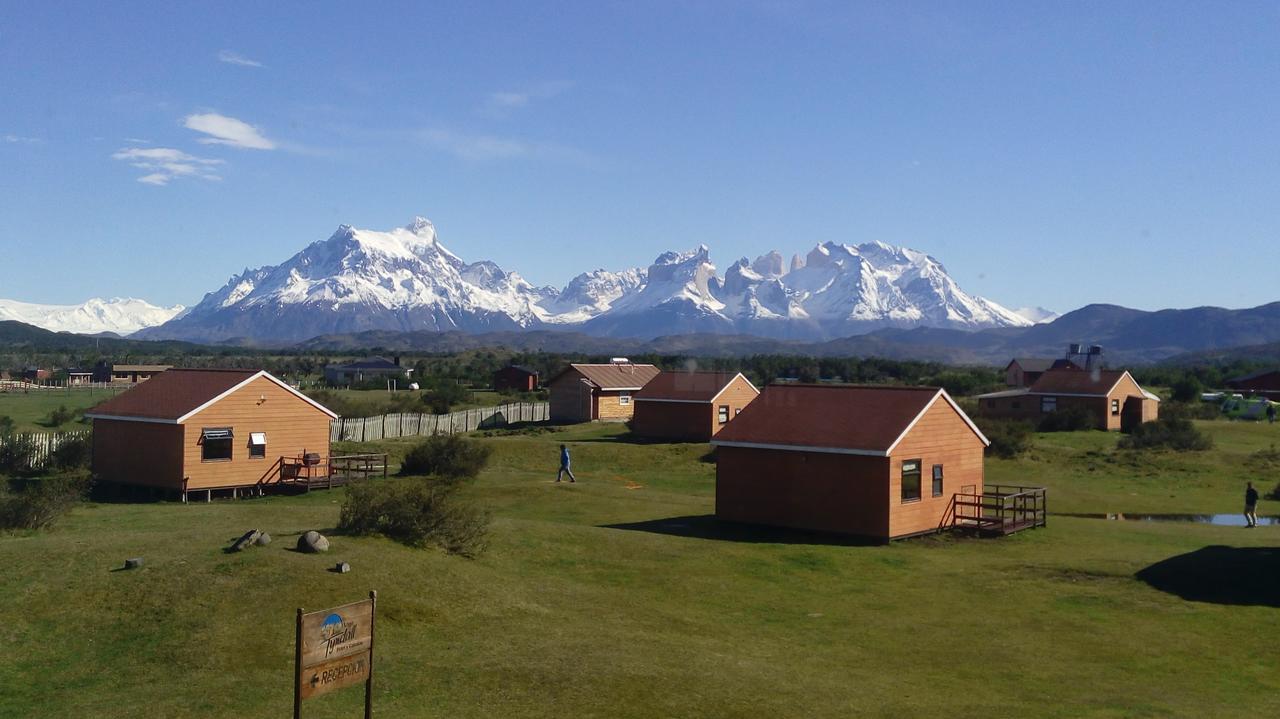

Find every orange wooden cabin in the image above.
[711,384,994,541]
[547,362,661,423]
[86,368,339,500]
[977,368,1159,431]
[631,371,760,441]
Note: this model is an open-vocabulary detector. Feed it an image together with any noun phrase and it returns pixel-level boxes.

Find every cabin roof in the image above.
[636,371,757,402]
[85,368,337,423]
[712,384,987,456]
[553,363,661,391]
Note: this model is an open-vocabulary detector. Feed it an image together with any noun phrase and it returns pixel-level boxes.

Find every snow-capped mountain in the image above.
[140,216,1032,343]
[0,297,184,335]
[1013,306,1061,324]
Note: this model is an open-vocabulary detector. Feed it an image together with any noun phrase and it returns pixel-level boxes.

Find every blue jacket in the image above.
[560,447,571,467]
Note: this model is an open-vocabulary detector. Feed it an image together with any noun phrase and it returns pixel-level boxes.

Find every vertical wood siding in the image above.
[91,421,184,488]
[886,399,986,537]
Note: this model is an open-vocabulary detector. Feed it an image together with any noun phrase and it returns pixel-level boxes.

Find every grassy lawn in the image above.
[2,421,1279,717]
[0,386,124,432]
[321,388,534,417]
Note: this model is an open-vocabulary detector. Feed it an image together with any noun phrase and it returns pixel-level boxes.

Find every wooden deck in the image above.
[279,453,389,491]
[952,484,1047,536]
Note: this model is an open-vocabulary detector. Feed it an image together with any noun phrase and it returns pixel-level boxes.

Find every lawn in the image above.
[1,421,1279,717]
[0,386,124,432]
[319,388,534,416]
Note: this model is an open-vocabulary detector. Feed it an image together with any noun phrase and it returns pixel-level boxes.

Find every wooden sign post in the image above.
[294,591,377,718]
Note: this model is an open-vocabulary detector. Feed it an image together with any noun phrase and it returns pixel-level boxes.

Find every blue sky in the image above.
[2,1,1279,313]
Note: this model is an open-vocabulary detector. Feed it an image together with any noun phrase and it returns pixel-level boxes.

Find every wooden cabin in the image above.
[977,368,1159,431]
[1225,369,1280,400]
[323,356,412,385]
[631,371,759,441]
[711,384,992,541]
[108,364,172,384]
[547,361,661,423]
[1004,357,1079,387]
[494,365,539,392]
[86,368,339,500]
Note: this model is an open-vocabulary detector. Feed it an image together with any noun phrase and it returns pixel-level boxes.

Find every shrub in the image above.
[338,479,489,556]
[1169,377,1202,403]
[1036,405,1097,433]
[0,474,89,530]
[421,381,471,414]
[43,405,76,427]
[50,434,91,471]
[978,418,1034,458]
[399,435,492,480]
[0,434,36,475]
[0,415,13,435]
[1118,416,1213,451]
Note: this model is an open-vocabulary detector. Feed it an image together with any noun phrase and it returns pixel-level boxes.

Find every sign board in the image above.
[295,591,376,718]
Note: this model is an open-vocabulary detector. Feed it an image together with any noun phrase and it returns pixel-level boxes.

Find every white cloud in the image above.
[217,50,263,68]
[417,128,593,165]
[111,147,224,185]
[3,134,42,144]
[482,81,573,117]
[183,112,276,150]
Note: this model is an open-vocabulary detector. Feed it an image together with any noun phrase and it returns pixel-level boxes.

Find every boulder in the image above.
[230,529,261,552]
[255,532,272,546]
[334,562,351,574]
[297,531,330,553]
[123,557,143,570]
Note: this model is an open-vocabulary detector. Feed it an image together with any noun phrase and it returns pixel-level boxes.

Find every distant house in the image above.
[1004,357,1079,387]
[323,356,412,385]
[1224,369,1280,400]
[494,365,539,393]
[977,368,1159,431]
[86,368,338,500]
[631,371,760,441]
[21,366,50,382]
[108,364,172,384]
[711,384,990,541]
[548,361,661,423]
[66,369,94,386]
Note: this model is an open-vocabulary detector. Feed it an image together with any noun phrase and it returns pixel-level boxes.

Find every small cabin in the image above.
[548,361,661,423]
[977,368,1159,431]
[86,368,339,500]
[712,384,994,541]
[1225,369,1280,401]
[494,365,539,393]
[1004,357,1079,387]
[631,371,759,441]
[323,356,412,385]
[66,369,94,386]
[108,364,172,384]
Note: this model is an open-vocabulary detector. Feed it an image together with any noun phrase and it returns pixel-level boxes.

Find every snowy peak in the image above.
[1014,306,1060,324]
[0,297,185,335]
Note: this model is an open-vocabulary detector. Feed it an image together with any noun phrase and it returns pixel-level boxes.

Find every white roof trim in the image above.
[634,398,708,404]
[884,389,991,453]
[176,370,339,422]
[84,413,179,425]
[1141,388,1162,402]
[709,440,888,457]
[708,373,760,404]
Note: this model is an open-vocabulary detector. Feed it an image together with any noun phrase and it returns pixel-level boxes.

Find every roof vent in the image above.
[610,357,631,364]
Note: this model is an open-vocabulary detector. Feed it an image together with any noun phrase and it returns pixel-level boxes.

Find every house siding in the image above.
[887,400,986,537]
[180,376,332,490]
[92,420,184,489]
[595,390,637,422]
[549,370,595,423]
[632,375,760,441]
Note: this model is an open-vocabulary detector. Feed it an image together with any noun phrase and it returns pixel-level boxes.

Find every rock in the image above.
[334,562,351,574]
[230,529,261,552]
[255,532,272,546]
[124,557,143,570]
[297,531,329,553]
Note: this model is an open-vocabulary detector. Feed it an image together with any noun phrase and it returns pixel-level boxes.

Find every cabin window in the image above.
[1111,399,1120,416]
[249,432,267,459]
[901,460,922,503]
[1041,396,1057,413]
[618,392,631,406]
[718,405,729,424]
[201,428,233,462]
[932,465,944,497]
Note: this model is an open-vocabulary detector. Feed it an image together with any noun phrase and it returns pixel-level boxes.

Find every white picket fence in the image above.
[329,402,549,443]
[0,430,91,471]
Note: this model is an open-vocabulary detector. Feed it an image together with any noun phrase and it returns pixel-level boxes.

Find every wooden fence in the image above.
[330,402,549,443]
[0,430,91,471]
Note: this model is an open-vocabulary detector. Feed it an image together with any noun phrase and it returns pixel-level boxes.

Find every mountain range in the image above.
[0,297,184,336]
[133,216,1032,343]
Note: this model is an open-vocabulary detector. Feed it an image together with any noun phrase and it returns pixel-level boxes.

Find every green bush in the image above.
[399,434,492,480]
[0,434,36,475]
[421,381,471,414]
[978,418,1034,458]
[0,415,14,435]
[50,434,91,471]
[338,479,489,557]
[43,405,76,427]
[1169,377,1202,403]
[1118,417,1213,451]
[1037,405,1097,432]
[0,474,89,531]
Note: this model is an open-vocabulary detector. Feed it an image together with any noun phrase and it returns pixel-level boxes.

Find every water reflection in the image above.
[1059,513,1279,526]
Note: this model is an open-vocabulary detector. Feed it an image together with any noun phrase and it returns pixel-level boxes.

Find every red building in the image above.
[493,365,539,392]
[631,371,759,441]
[1225,370,1280,400]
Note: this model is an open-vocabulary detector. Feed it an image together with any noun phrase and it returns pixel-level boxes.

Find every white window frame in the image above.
[1041,396,1057,413]
[249,432,267,459]
[618,391,631,406]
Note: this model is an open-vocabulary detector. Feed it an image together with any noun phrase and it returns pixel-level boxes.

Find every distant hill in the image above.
[0,320,207,353]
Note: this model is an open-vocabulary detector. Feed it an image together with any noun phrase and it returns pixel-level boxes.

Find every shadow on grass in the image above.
[1135,545,1280,607]
[601,514,883,547]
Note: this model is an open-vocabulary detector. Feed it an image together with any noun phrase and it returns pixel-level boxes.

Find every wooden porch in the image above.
[951,484,1047,536]
[278,453,389,491]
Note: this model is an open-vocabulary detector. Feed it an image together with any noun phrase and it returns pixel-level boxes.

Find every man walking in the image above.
[556,443,577,483]
[1244,481,1259,527]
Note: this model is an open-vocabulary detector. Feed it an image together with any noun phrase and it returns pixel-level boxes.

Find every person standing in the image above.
[556,443,577,483]
[1244,481,1259,527]
[1267,403,1276,424]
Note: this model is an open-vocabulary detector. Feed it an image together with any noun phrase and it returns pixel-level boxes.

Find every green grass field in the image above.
[0,386,125,431]
[2,420,1279,717]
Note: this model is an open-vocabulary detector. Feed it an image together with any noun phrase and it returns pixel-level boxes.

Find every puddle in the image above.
[1059,513,1280,526]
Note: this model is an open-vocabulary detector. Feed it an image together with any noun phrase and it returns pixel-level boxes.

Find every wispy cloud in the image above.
[183,113,276,150]
[111,147,224,186]
[481,80,573,117]
[3,134,42,144]
[417,128,593,165]
[217,50,263,68]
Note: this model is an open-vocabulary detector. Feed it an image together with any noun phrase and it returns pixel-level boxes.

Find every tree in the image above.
[1170,376,1203,403]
